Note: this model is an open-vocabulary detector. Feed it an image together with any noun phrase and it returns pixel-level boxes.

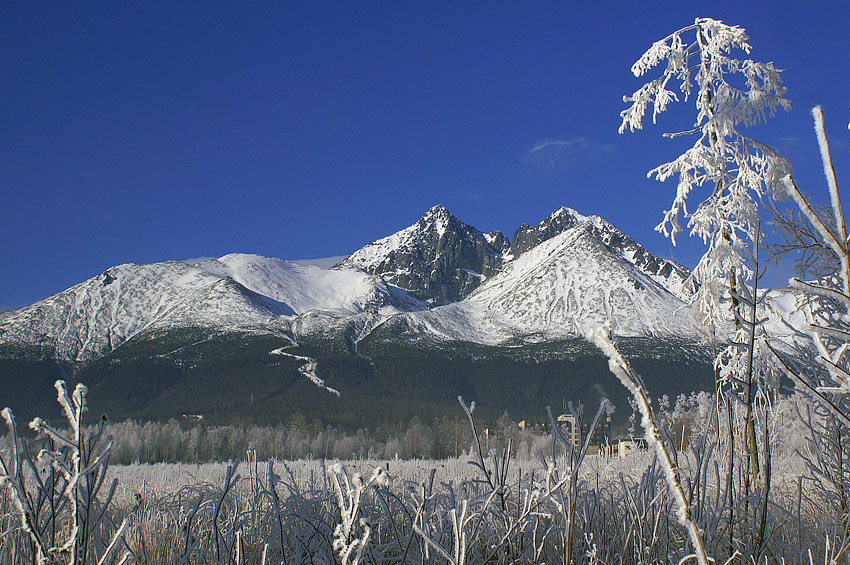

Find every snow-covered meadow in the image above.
[0,387,840,564]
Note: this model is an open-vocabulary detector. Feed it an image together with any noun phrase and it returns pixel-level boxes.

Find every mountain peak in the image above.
[336,206,506,305]
[548,206,582,221]
[420,220,697,343]
[524,208,693,299]
[417,204,457,238]
[510,206,587,258]
[423,203,451,219]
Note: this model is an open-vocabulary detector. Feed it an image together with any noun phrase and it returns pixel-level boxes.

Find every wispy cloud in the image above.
[464,191,485,203]
[524,137,613,171]
[773,136,800,155]
[528,138,587,156]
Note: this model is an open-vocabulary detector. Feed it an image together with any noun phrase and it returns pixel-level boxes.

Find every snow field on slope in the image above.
[197,253,392,315]
[0,255,406,361]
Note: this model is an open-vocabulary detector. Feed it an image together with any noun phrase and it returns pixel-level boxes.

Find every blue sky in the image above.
[1,1,848,310]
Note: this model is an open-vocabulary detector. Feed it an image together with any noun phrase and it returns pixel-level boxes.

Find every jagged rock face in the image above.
[510,207,583,259]
[594,226,694,300]
[336,205,510,305]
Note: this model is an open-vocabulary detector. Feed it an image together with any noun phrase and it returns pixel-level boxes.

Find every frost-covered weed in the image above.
[0,402,837,564]
[1,380,129,564]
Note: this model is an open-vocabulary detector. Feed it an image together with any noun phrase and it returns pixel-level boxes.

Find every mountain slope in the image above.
[193,253,424,314]
[0,255,420,362]
[511,207,693,299]
[0,261,296,362]
[380,216,695,345]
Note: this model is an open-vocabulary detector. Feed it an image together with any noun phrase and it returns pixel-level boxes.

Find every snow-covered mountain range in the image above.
[0,204,804,366]
[382,216,695,345]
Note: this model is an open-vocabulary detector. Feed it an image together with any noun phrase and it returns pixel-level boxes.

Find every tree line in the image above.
[79,410,558,464]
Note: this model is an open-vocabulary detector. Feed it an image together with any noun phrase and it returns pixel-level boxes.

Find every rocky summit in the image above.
[335,205,510,305]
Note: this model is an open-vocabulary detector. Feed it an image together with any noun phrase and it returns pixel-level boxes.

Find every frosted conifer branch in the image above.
[1,407,18,478]
[0,407,51,563]
[621,18,791,328]
[0,389,120,564]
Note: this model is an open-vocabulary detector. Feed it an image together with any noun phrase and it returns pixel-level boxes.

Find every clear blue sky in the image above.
[2,1,848,310]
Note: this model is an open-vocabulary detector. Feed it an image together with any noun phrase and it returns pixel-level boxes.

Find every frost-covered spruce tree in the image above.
[616,18,792,561]
[620,17,790,327]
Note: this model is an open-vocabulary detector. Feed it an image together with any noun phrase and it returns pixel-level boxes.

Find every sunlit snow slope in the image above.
[193,254,421,315]
[0,255,419,362]
[385,215,696,344]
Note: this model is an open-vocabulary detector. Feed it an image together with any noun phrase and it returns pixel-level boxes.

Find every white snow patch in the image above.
[290,256,349,269]
[270,348,340,396]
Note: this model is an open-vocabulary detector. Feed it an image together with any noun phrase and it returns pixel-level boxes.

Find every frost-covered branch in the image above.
[620,17,791,328]
[330,463,388,565]
[588,323,709,565]
[776,107,850,407]
[1,380,125,564]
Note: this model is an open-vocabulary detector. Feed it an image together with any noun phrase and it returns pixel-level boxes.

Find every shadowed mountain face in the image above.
[335,205,510,305]
[510,206,584,259]
[1,204,760,427]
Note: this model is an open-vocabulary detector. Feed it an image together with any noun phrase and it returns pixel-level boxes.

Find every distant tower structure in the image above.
[556,414,581,448]
[585,416,612,449]
[557,413,612,449]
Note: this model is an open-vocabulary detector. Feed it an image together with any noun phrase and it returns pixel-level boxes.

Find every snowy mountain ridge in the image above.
[0,255,420,362]
[509,207,693,300]
[377,217,696,345]
[0,204,797,366]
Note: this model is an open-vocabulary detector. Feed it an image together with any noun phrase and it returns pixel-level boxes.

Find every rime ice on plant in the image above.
[330,463,387,564]
[620,17,791,327]
[588,322,709,565]
[771,107,850,423]
[0,380,127,564]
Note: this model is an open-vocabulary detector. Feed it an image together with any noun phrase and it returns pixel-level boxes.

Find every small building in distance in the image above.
[615,437,648,458]
[556,413,613,451]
